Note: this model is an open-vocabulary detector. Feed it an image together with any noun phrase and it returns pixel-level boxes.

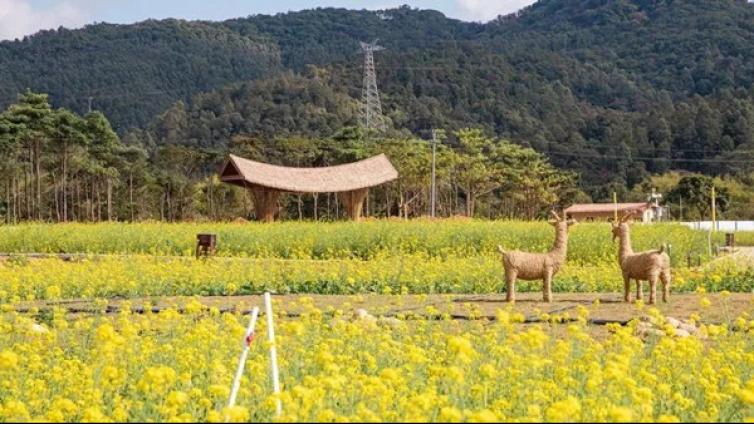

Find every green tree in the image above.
[666,175,729,220]
[453,129,503,217]
[50,109,88,221]
[495,140,579,219]
[377,139,432,218]
[0,91,55,220]
[86,112,123,221]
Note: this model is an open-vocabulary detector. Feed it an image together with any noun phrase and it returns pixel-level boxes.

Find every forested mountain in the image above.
[138,0,754,195]
[3,0,754,220]
[0,19,280,130]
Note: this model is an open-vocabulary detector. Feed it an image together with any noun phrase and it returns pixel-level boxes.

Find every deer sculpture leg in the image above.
[636,280,643,302]
[648,272,659,305]
[543,268,553,303]
[623,274,631,302]
[661,270,671,303]
[505,269,517,303]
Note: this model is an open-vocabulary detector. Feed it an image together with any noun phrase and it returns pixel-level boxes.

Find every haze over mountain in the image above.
[3,0,754,195]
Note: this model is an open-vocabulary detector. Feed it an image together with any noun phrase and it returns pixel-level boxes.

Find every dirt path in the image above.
[17,292,751,326]
[704,246,754,269]
[733,246,754,266]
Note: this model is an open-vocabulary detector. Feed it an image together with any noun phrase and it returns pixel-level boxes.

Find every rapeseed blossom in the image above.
[0,299,752,422]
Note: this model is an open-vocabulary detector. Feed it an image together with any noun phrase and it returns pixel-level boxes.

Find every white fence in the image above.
[680,221,754,232]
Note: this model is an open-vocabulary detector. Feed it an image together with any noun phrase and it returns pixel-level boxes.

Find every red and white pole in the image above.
[228,306,259,408]
[264,292,282,417]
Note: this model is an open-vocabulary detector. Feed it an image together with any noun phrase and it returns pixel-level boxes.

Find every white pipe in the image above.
[264,292,282,417]
[228,306,260,408]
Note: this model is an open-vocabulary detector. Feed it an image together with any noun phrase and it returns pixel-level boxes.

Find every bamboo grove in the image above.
[0,91,584,223]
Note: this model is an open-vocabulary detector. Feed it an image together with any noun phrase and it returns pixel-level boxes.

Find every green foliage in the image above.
[714,173,754,220]
[0,87,582,220]
[2,2,754,198]
[0,91,138,222]
[0,20,280,131]
[666,174,730,220]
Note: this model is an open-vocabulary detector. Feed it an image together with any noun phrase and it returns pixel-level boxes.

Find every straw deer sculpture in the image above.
[612,212,671,304]
[497,211,576,303]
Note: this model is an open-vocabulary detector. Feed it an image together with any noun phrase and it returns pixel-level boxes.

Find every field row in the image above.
[1,255,751,302]
[0,221,725,265]
[1,299,752,422]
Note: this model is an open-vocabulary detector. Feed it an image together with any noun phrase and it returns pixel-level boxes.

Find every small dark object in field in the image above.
[196,233,217,258]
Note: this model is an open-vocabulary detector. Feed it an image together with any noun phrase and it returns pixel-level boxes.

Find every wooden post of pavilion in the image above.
[341,188,369,221]
[251,187,280,223]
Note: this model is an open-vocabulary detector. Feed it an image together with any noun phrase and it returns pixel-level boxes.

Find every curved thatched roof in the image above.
[219,153,399,193]
[565,203,649,214]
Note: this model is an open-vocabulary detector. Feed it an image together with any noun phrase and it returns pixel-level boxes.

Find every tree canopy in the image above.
[3,1,754,217]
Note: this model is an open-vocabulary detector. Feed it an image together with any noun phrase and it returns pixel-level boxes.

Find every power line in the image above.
[0,87,194,106]
[546,150,754,164]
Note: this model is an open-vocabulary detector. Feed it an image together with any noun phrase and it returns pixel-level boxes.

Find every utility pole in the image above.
[87,96,93,113]
[430,130,437,218]
[429,129,445,218]
[648,187,663,222]
[359,40,386,133]
[712,185,717,233]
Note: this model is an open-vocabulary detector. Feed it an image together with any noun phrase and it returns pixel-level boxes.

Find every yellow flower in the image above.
[208,384,229,400]
[447,336,476,363]
[166,390,189,408]
[81,407,110,423]
[438,407,463,422]
[222,406,250,423]
[138,366,177,395]
[45,285,62,299]
[0,350,19,370]
[479,363,496,379]
[2,400,30,421]
[379,367,403,385]
[608,405,633,422]
[739,389,754,405]
[466,409,497,423]
[546,397,581,422]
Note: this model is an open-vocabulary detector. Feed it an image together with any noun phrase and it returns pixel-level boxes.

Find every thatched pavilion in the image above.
[219,154,398,221]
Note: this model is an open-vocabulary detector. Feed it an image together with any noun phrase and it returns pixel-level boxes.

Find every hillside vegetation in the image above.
[3,1,754,215]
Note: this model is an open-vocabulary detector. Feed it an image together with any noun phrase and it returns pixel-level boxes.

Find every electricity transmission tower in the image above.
[359,40,386,133]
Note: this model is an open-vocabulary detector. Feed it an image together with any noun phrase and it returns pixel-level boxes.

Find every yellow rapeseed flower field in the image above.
[0,221,752,422]
[1,300,753,422]
[0,220,716,264]
[0,254,751,302]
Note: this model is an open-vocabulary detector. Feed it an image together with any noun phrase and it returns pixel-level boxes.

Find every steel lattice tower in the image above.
[360,40,386,132]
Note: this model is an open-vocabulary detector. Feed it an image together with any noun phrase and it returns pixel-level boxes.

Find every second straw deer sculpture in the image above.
[612,212,671,304]
[497,211,576,303]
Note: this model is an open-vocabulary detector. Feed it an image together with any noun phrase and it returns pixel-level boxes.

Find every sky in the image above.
[0,0,538,41]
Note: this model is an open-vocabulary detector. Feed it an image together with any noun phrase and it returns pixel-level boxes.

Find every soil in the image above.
[18,292,751,326]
